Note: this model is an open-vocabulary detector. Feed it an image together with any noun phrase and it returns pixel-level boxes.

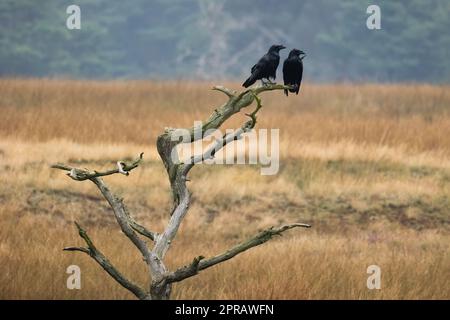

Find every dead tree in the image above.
[52,84,311,300]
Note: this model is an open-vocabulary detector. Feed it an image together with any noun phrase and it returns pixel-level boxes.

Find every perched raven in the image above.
[282,49,306,96]
[242,44,286,88]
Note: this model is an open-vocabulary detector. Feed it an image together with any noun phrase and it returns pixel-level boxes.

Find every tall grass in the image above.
[1,79,450,152]
[0,79,449,299]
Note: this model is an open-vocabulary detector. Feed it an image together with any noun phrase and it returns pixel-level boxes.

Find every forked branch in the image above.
[53,154,165,297]
[154,84,294,261]
[51,154,156,242]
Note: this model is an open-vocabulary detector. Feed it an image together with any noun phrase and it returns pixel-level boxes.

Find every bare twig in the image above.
[64,222,149,300]
[125,209,157,241]
[212,85,236,98]
[51,153,144,181]
[166,223,311,283]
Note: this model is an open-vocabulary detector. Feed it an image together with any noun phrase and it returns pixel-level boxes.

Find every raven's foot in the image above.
[261,79,275,86]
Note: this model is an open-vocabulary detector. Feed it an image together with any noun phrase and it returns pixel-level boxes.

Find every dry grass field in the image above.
[0,78,449,299]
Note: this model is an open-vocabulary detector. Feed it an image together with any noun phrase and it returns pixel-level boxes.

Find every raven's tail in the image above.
[242,74,257,88]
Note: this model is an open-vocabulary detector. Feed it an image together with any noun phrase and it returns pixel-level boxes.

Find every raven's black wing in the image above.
[268,54,280,80]
[295,59,303,94]
[243,54,271,87]
[283,58,296,96]
[283,57,303,95]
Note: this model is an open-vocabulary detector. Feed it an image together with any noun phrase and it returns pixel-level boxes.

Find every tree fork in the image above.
[52,84,311,300]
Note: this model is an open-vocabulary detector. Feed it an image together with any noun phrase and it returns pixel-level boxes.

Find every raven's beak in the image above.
[300,52,307,59]
[280,45,286,50]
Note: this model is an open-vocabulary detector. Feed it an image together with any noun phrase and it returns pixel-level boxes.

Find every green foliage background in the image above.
[0,0,449,82]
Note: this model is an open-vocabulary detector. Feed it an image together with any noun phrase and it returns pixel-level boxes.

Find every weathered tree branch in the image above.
[161,84,292,147]
[64,222,149,300]
[154,84,292,261]
[124,207,157,241]
[52,154,167,298]
[165,223,311,283]
[183,114,258,175]
[89,177,152,260]
[185,90,263,169]
[51,153,156,242]
[51,152,144,181]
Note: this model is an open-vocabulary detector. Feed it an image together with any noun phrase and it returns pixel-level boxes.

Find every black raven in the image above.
[282,49,306,96]
[242,44,286,88]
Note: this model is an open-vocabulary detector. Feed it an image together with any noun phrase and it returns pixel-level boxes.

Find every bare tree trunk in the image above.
[52,84,311,300]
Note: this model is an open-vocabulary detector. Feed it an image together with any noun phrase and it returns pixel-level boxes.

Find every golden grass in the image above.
[1,204,448,300]
[1,79,450,152]
[0,79,449,299]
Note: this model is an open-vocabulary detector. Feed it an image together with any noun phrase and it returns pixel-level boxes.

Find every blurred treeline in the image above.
[0,0,449,82]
